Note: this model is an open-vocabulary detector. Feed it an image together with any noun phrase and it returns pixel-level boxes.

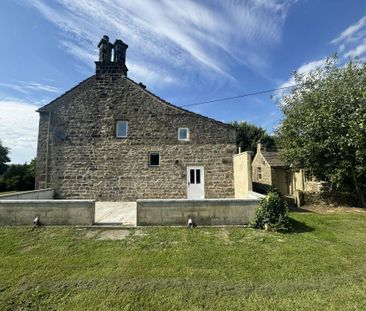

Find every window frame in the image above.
[178,128,189,141]
[149,152,160,167]
[116,120,128,138]
[257,167,262,180]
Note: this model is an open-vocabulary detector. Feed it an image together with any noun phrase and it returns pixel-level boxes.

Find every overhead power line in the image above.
[180,85,297,108]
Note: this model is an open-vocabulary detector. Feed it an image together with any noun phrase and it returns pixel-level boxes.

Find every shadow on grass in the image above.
[289,206,313,213]
[287,217,314,234]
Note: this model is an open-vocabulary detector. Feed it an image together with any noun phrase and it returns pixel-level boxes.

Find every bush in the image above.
[251,191,291,232]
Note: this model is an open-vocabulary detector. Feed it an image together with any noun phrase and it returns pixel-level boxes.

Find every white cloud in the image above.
[0,100,40,164]
[296,58,327,75]
[128,63,177,86]
[27,0,296,84]
[0,81,60,95]
[332,16,366,45]
[279,58,326,88]
[344,41,366,58]
[59,40,96,67]
[274,58,326,102]
[60,40,177,86]
[332,15,366,60]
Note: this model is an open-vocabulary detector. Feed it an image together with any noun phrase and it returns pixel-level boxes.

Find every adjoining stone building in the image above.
[252,143,326,197]
[35,36,237,201]
[252,143,292,195]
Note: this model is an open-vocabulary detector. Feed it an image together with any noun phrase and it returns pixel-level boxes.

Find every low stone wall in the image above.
[137,198,260,226]
[0,189,54,200]
[304,181,329,193]
[0,200,95,226]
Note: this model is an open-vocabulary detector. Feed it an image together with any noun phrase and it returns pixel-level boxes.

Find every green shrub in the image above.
[252,191,291,232]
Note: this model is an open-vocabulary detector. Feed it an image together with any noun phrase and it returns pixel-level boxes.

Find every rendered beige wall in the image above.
[293,170,305,192]
[233,152,252,198]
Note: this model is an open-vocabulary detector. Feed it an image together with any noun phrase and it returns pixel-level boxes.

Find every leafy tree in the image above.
[0,140,10,175]
[277,56,366,207]
[0,160,35,191]
[232,121,277,154]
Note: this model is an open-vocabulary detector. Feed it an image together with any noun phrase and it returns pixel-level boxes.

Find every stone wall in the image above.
[35,112,50,189]
[251,152,272,186]
[36,76,236,201]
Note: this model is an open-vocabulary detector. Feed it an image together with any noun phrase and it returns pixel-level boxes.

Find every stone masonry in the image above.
[252,151,272,186]
[36,36,236,201]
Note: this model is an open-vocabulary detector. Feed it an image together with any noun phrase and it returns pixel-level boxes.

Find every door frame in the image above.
[186,166,205,199]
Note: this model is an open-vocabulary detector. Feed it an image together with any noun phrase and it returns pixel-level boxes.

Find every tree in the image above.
[232,121,277,154]
[0,140,10,175]
[0,160,35,191]
[277,56,366,207]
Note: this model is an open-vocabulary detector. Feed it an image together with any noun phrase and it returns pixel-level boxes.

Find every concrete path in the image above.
[95,202,136,226]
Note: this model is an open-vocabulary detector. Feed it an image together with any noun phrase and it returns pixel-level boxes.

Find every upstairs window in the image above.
[116,121,128,138]
[178,128,189,141]
[149,152,160,167]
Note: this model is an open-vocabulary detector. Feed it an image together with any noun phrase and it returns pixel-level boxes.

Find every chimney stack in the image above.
[113,39,128,64]
[257,142,263,153]
[95,35,128,79]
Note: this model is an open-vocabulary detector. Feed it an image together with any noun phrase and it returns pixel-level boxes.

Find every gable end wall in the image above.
[36,76,236,200]
[251,152,272,186]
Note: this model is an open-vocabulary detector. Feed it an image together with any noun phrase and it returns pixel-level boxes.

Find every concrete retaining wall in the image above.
[137,198,260,226]
[0,200,95,225]
[0,189,54,200]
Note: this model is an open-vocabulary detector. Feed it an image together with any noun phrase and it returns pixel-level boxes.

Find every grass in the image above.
[1,210,366,310]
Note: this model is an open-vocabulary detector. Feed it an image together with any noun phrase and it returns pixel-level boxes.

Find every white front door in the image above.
[187,166,205,199]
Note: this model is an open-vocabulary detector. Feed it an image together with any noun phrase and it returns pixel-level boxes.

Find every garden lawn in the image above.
[1,210,366,310]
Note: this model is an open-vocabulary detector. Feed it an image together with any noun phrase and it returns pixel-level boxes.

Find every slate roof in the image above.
[261,151,285,167]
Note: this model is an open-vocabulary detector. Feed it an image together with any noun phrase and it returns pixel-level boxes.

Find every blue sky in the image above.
[1,0,366,163]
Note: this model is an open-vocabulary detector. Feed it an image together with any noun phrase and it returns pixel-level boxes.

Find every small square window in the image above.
[116,121,128,138]
[178,128,189,141]
[149,152,160,166]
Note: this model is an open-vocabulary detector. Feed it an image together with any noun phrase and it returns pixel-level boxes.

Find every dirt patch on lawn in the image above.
[133,229,148,237]
[96,230,131,240]
[216,229,231,244]
[82,229,131,240]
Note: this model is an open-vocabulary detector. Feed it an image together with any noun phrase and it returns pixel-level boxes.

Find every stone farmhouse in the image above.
[35,36,240,201]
